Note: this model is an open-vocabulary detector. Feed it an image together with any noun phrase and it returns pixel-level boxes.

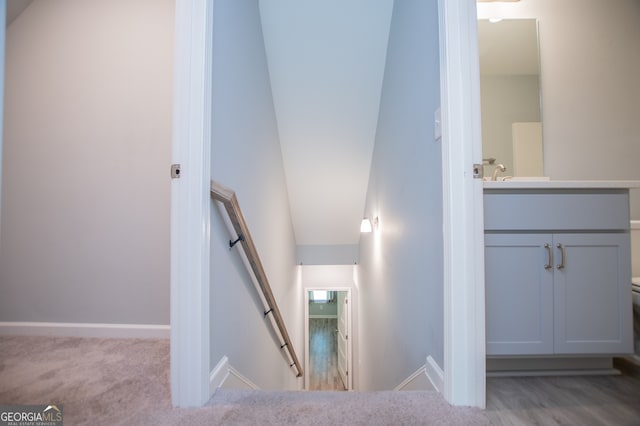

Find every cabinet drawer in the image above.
[484,190,629,231]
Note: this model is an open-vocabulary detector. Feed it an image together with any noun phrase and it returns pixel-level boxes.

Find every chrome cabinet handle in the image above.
[544,243,553,270]
[556,243,566,270]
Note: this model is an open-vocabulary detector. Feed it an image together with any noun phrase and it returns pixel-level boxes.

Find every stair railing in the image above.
[210,180,303,378]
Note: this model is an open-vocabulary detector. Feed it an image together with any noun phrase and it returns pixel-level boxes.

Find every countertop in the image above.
[483,180,640,190]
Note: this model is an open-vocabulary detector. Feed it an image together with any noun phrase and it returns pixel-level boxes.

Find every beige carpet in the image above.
[0,336,489,425]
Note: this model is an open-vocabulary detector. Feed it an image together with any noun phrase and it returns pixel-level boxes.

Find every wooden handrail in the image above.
[210,180,303,378]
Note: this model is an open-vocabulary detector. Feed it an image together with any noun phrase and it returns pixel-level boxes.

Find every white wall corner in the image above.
[210,356,260,393]
[425,355,445,393]
[0,322,170,339]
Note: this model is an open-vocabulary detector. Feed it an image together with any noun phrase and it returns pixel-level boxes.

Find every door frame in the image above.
[170,0,214,407]
[304,287,353,391]
[170,0,486,408]
[438,0,486,408]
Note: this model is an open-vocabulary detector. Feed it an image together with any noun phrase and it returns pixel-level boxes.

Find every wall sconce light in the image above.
[360,217,378,233]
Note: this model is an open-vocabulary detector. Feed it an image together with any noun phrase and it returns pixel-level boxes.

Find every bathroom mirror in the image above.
[478,19,543,178]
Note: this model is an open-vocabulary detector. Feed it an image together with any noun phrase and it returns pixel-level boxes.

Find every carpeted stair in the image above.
[206,389,489,425]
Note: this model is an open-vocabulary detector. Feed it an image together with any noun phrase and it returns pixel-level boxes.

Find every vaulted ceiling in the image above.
[259,0,394,246]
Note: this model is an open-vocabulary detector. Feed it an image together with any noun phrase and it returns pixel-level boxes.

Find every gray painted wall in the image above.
[358,0,443,391]
[296,244,359,265]
[0,0,173,324]
[210,0,299,390]
[309,300,337,317]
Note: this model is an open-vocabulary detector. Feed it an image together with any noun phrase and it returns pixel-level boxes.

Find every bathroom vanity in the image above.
[483,180,640,373]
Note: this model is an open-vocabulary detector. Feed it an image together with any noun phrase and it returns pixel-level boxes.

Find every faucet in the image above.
[491,164,507,181]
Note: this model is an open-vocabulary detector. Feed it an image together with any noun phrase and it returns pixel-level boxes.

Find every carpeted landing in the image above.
[0,336,489,425]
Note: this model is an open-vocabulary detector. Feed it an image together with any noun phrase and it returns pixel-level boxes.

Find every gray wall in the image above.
[309,301,337,317]
[296,244,359,265]
[358,0,443,391]
[210,0,299,390]
[0,0,173,324]
[479,0,640,218]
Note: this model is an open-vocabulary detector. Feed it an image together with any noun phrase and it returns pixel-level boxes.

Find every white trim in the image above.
[0,1,5,229]
[438,0,486,408]
[209,356,231,392]
[0,322,170,339]
[394,365,428,391]
[425,355,445,393]
[304,290,310,389]
[487,369,620,378]
[226,365,260,390]
[210,356,260,392]
[170,0,214,408]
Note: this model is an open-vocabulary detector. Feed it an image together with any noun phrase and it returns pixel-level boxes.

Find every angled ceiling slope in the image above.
[259,0,394,246]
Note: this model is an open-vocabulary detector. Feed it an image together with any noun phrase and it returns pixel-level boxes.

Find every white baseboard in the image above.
[394,364,435,391]
[486,357,615,375]
[210,356,260,393]
[487,369,620,377]
[425,355,444,393]
[0,322,170,339]
[210,356,231,392]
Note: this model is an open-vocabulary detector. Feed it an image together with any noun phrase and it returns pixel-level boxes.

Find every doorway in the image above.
[305,288,352,391]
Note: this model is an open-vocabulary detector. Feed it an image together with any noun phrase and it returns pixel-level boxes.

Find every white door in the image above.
[336,292,349,390]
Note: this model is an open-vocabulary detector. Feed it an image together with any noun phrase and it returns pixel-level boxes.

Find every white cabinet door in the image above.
[553,233,633,354]
[485,234,554,355]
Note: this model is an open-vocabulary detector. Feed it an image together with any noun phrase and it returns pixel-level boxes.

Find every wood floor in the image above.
[308,319,640,422]
[309,318,346,391]
[485,358,640,425]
